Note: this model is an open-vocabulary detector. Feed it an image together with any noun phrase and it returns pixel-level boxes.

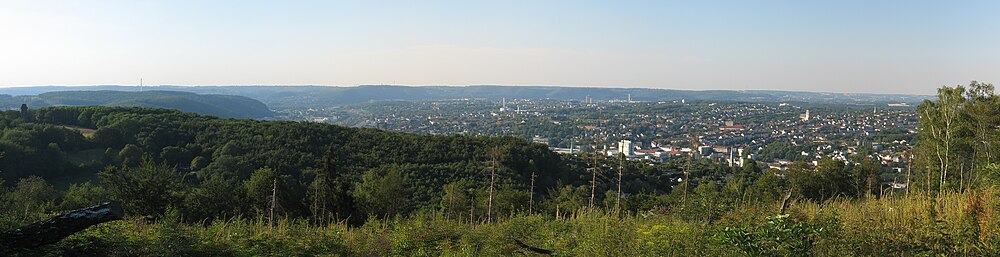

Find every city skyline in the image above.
[2,1,998,95]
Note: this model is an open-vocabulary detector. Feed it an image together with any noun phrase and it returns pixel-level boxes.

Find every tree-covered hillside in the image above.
[0,106,733,227]
[0,106,581,221]
[0,91,274,119]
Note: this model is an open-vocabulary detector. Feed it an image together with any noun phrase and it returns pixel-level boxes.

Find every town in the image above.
[278,98,917,186]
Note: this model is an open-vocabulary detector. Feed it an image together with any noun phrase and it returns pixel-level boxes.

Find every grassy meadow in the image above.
[9,190,997,256]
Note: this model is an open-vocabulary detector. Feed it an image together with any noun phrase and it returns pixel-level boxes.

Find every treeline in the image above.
[913,81,1000,193]
[0,106,577,224]
[0,90,275,119]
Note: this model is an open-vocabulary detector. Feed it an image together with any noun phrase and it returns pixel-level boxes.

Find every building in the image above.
[619,140,634,156]
[720,124,745,131]
[550,147,576,154]
[532,136,551,146]
[725,147,744,167]
[697,146,713,157]
[635,149,666,162]
[800,110,810,121]
[20,104,29,121]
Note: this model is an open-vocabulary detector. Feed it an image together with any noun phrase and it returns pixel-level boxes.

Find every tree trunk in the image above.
[1,202,124,249]
[529,171,535,214]
[616,153,623,213]
[906,151,912,195]
[487,165,495,223]
[270,176,277,226]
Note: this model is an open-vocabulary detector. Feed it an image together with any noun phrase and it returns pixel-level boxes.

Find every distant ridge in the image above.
[0,90,274,119]
[0,85,930,108]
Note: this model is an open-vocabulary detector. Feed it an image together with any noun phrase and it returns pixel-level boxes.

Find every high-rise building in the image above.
[619,140,634,156]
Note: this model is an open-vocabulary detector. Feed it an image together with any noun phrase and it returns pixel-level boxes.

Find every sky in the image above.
[1,1,998,95]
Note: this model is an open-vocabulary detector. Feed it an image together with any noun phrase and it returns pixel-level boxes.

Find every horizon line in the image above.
[0,84,935,96]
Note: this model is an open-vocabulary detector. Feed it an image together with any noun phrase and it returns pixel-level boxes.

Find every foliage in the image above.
[4,190,995,256]
[2,90,275,119]
[99,158,185,217]
[353,168,411,219]
[59,181,111,210]
[913,81,998,194]
[0,176,59,227]
[714,214,829,256]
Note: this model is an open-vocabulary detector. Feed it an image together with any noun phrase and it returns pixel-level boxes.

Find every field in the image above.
[56,125,96,139]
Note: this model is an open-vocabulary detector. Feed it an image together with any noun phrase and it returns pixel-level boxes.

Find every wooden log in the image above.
[1,201,124,249]
[778,190,792,215]
[513,238,554,255]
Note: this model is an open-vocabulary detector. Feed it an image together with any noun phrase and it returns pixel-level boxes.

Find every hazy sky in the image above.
[1,1,998,94]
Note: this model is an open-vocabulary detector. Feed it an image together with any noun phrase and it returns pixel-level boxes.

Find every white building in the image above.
[532,136,550,145]
[619,140,634,156]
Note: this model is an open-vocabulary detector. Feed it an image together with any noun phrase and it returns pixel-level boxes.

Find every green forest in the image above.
[0,90,275,119]
[1,83,999,256]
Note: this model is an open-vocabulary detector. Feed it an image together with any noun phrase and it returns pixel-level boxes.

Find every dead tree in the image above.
[906,150,913,195]
[469,193,475,224]
[683,131,699,205]
[1,202,124,249]
[616,152,624,213]
[269,176,278,226]
[778,190,793,215]
[529,171,536,214]
[589,137,602,209]
[485,146,505,223]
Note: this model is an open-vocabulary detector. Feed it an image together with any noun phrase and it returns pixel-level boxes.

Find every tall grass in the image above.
[791,189,998,256]
[13,190,1000,256]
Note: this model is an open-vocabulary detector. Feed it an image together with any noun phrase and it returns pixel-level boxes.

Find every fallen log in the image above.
[513,238,554,255]
[1,201,124,249]
[778,190,792,215]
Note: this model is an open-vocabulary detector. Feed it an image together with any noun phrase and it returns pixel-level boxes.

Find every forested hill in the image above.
[0,91,275,119]
[0,85,929,108]
[0,106,573,222]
